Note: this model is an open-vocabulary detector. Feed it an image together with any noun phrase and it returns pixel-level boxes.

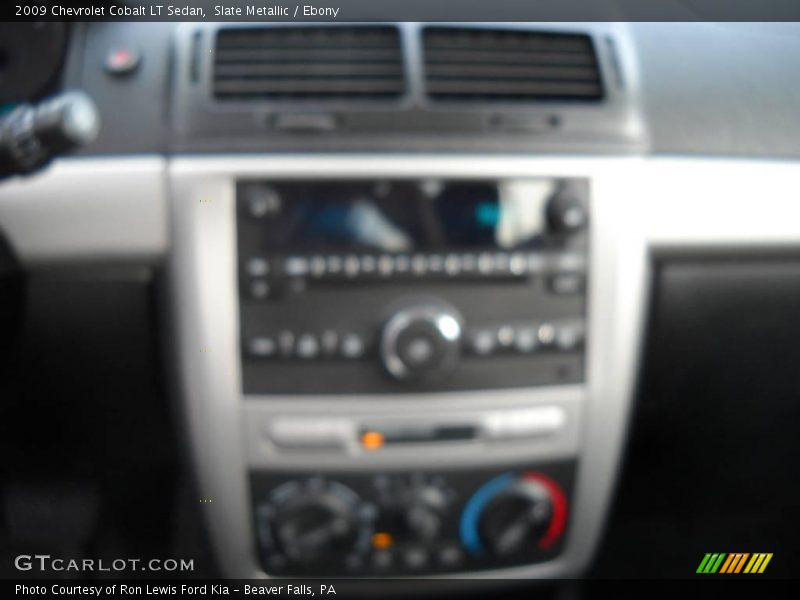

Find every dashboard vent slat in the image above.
[423,27,604,103]
[213,26,405,101]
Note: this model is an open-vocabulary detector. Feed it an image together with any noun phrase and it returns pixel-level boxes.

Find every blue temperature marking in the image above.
[459,472,515,555]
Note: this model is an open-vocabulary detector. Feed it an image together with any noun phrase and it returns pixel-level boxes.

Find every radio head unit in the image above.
[236,178,588,395]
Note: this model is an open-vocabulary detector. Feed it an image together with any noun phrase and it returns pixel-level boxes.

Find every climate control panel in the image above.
[251,462,574,575]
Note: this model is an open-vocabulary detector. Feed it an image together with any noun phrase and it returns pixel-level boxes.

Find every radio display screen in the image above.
[241,180,557,252]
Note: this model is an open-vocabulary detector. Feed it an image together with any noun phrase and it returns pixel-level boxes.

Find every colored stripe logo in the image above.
[697,553,773,574]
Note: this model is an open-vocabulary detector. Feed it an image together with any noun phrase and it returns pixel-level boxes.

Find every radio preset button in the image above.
[360,255,377,274]
[441,254,458,276]
[537,323,556,346]
[460,253,477,273]
[341,333,366,359]
[411,255,428,275]
[549,272,585,295]
[526,253,547,274]
[470,329,496,356]
[278,331,296,357]
[555,322,585,351]
[287,278,306,295]
[394,254,410,274]
[246,257,270,277]
[248,279,271,300]
[497,326,515,348]
[537,323,557,346]
[509,252,527,276]
[477,253,494,275]
[378,255,394,276]
[321,330,340,356]
[552,253,586,272]
[428,254,444,273]
[514,327,539,353]
[296,334,320,359]
[326,255,343,275]
[310,256,326,278]
[344,255,360,278]
[284,256,309,278]
[493,252,511,274]
[248,336,277,358]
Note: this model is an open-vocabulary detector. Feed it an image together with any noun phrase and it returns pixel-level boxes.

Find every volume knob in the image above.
[380,302,463,381]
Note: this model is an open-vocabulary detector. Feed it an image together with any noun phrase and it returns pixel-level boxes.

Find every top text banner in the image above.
[5,0,800,22]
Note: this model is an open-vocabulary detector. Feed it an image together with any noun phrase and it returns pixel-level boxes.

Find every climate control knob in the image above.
[256,479,374,566]
[461,471,568,557]
[380,302,463,381]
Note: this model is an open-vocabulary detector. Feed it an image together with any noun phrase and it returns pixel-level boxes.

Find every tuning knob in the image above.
[380,301,463,381]
[256,479,373,565]
[546,191,587,234]
[461,471,568,557]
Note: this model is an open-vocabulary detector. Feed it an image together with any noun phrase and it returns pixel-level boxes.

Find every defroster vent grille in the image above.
[423,27,604,103]
[213,26,406,101]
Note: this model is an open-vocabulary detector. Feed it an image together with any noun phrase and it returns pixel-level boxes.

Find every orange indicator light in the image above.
[361,431,385,450]
[372,532,394,550]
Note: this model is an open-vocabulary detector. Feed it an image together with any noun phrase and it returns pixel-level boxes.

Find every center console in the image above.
[236,177,586,574]
[168,156,647,579]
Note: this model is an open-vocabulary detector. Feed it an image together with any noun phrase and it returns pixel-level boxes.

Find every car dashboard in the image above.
[0,17,799,585]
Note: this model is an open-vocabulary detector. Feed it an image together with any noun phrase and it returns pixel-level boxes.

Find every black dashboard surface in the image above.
[593,255,800,579]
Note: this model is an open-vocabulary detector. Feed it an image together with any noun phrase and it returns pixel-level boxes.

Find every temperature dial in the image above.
[460,471,568,557]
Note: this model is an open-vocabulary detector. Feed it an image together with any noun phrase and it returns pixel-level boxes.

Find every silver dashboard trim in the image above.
[167,155,648,579]
[243,387,583,470]
[0,158,168,265]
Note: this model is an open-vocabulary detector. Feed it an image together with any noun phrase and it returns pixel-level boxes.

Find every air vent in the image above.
[212,26,405,101]
[422,27,604,103]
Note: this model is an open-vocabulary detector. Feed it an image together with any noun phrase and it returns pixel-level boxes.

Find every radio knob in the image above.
[546,192,587,234]
[380,303,463,381]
